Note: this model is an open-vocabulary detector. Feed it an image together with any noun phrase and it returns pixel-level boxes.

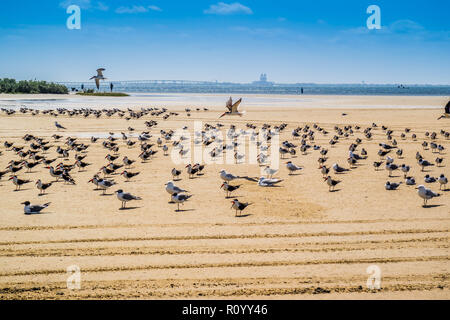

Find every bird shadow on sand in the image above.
[100,193,114,196]
[119,206,141,211]
[225,195,243,199]
[288,173,302,176]
[388,175,401,178]
[236,214,252,218]
[14,189,31,192]
[329,189,341,193]
[175,209,195,212]
[422,204,443,209]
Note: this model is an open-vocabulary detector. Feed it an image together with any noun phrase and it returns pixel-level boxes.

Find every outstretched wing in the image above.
[231,98,242,113]
[225,97,233,111]
[445,100,450,114]
[97,68,105,77]
[95,78,100,90]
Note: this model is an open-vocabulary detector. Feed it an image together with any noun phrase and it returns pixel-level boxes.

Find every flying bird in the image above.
[90,68,107,90]
[219,97,243,118]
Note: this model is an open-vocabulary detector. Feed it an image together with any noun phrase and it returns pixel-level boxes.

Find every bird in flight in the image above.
[437,100,450,120]
[90,68,107,90]
[219,97,243,118]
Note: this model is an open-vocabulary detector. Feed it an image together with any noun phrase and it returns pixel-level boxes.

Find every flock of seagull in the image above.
[0,99,449,215]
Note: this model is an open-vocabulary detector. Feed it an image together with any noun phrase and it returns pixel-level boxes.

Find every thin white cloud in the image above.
[148,5,162,12]
[204,2,253,15]
[59,0,108,11]
[115,5,162,14]
[59,0,92,9]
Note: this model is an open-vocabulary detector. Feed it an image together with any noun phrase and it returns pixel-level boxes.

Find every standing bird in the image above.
[416,185,440,206]
[115,189,141,209]
[220,182,241,198]
[54,121,66,130]
[171,193,192,211]
[171,168,182,180]
[438,174,448,190]
[121,170,140,182]
[21,201,51,214]
[36,179,52,195]
[286,161,302,175]
[324,176,340,191]
[9,175,31,191]
[165,181,188,201]
[231,199,251,217]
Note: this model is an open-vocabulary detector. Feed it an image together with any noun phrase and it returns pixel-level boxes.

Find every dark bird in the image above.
[231,199,251,217]
[220,182,241,198]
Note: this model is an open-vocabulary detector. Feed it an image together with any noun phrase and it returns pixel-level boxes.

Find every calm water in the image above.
[62,83,450,96]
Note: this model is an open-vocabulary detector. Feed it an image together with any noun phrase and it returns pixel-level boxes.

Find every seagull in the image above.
[264,166,278,178]
[373,161,384,171]
[286,161,302,175]
[54,121,66,130]
[21,201,51,215]
[385,181,401,190]
[9,175,31,191]
[220,182,241,198]
[438,174,448,190]
[220,169,238,182]
[324,176,340,191]
[89,177,116,194]
[36,179,52,195]
[416,185,440,206]
[171,168,182,180]
[171,193,192,211]
[219,97,243,118]
[418,158,434,171]
[332,163,349,174]
[90,68,107,90]
[231,199,251,217]
[405,177,416,185]
[424,175,437,183]
[121,170,140,182]
[401,164,410,178]
[115,189,141,209]
[258,177,283,187]
[386,163,399,177]
[165,181,188,201]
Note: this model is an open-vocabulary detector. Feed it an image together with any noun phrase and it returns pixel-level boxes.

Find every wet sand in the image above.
[0,94,448,299]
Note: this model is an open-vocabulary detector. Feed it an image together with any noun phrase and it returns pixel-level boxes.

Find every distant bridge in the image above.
[57,80,234,86]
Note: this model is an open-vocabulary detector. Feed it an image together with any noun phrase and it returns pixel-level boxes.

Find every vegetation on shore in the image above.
[0,78,68,94]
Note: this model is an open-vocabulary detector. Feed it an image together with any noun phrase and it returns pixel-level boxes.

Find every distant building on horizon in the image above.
[252,73,274,86]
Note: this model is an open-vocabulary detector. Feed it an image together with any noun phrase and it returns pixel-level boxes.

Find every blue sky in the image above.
[0,0,449,84]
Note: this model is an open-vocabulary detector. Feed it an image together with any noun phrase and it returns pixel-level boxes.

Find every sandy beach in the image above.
[0,94,448,299]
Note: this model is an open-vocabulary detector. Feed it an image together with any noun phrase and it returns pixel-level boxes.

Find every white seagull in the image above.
[258,176,283,187]
[416,185,440,206]
[220,169,238,182]
[21,201,51,214]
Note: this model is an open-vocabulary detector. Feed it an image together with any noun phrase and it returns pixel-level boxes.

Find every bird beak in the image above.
[219,113,226,118]
[9,176,14,180]
[323,177,327,181]
[21,202,26,205]
[220,183,224,189]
